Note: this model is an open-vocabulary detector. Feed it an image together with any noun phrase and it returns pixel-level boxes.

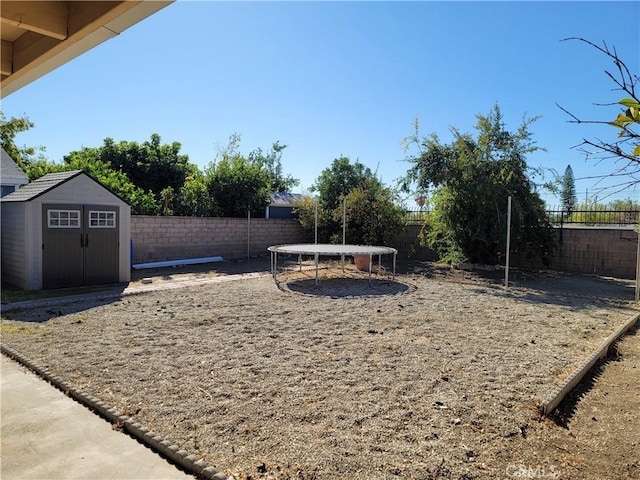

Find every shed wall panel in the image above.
[1,202,28,289]
[119,204,131,282]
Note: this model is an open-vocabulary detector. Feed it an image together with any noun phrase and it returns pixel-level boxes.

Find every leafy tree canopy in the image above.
[298,157,404,245]
[63,147,159,214]
[77,134,197,198]
[174,171,212,217]
[248,141,299,193]
[402,104,554,265]
[0,111,46,172]
[205,134,292,217]
[340,179,406,245]
[0,112,158,214]
[312,156,381,211]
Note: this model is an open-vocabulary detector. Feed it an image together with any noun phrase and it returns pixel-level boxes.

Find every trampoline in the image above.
[268,244,397,286]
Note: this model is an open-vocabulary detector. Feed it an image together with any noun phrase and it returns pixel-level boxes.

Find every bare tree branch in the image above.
[557,37,639,195]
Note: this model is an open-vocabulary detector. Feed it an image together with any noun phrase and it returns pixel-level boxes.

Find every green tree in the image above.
[99,134,196,201]
[175,171,213,217]
[560,164,577,214]
[558,38,640,192]
[341,179,406,245]
[63,151,159,214]
[205,135,300,218]
[313,157,380,210]
[64,134,196,214]
[298,157,404,244]
[248,141,299,192]
[205,135,269,217]
[402,105,554,266]
[0,111,158,214]
[0,111,46,172]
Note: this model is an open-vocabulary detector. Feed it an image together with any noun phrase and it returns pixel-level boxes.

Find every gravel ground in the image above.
[1,260,637,479]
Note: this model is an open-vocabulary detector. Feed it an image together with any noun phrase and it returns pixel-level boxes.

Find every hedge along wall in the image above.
[131,216,307,264]
[131,217,638,279]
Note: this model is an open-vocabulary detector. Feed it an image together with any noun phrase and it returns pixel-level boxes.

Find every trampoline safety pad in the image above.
[267,243,397,286]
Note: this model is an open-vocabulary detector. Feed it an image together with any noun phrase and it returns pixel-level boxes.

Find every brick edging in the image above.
[0,345,229,480]
[541,311,640,416]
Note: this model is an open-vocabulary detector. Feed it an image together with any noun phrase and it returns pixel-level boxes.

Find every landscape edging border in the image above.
[540,311,640,416]
[0,345,229,480]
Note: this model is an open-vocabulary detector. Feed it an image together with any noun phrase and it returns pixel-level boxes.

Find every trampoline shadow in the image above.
[279,277,413,297]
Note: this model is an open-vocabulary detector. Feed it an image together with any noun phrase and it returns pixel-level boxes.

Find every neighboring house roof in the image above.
[1,170,128,205]
[269,192,306,207]
[1,147,29,185]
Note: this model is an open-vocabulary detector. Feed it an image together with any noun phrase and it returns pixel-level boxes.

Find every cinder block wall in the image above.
[131,216,307,264]
[392,224,438,261]
[549,226,637,278]
[131,217,637,278]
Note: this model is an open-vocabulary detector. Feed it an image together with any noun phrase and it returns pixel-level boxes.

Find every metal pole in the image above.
[393,252,396,281]
[342,198,346,269]
[343,198,346,245]
[636,230,640,302]
[314,198,318,244]
[505,196,512,288]
[247,205,251,260]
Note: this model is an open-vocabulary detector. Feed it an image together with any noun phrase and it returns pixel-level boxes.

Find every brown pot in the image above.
[354,254,371,271]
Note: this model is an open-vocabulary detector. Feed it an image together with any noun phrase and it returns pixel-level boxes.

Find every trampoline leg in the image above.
[298,254,302,272]
[393,252,396,281]
[272,251,278,281]
[315,253,319,286]
[368,254,372,286]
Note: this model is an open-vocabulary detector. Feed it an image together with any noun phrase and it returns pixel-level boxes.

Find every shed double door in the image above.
[42,204,119,289]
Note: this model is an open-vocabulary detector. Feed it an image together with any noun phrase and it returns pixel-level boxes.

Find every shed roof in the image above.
[1,170,128,205]
[1,147,29,184]
[1,170,82,202]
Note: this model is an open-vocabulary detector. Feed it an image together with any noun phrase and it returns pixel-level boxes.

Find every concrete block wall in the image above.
[131,216,306,264]
[391,224,438,261]
[131,217,637,279]
[550,226,637,279]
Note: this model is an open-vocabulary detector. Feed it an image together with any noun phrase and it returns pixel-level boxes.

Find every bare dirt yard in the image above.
[1,258,638,480]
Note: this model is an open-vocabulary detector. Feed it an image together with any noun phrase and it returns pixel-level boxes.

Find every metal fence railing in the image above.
[402,209,430,224]
[546,210,639,226]
[402,209,640,226]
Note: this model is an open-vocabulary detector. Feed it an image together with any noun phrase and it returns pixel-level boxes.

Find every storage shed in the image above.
[1,170,131,290]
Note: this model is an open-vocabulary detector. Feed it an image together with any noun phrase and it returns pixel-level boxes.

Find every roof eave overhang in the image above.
[1,1,173,98]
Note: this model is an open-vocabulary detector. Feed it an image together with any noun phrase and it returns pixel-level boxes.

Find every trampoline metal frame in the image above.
[268,244,397,286]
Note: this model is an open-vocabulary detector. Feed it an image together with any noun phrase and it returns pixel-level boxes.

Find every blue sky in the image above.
[3,1,639,207]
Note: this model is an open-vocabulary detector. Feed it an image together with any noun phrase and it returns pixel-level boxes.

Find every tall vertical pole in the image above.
[314,198,318,244]
[342,198,346,245]
[247,205,251,260]
[636,230,640,302]
[342,198,346,270]
[505,196,512,288]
